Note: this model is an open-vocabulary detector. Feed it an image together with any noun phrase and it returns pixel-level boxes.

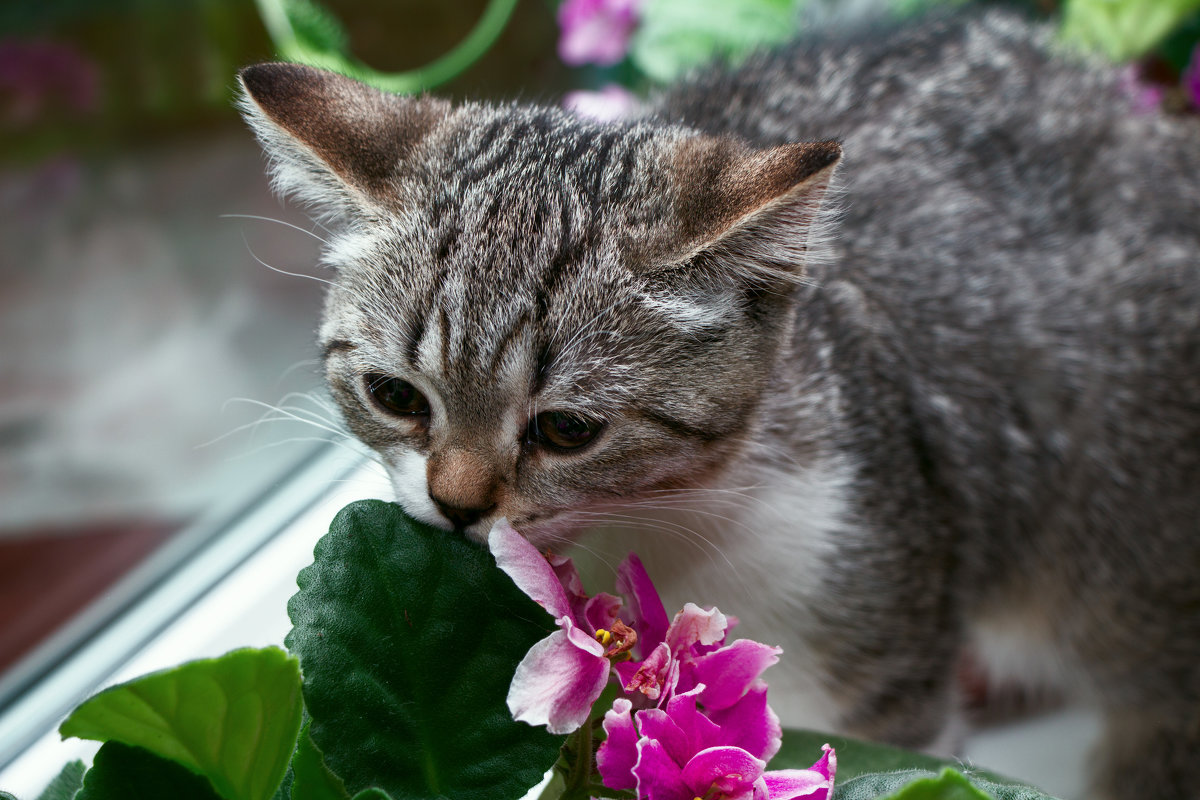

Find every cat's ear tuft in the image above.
[664,136,842,284]
[238,63,451,218]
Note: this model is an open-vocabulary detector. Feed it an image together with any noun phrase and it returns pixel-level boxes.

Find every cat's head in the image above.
[239,63,839,546]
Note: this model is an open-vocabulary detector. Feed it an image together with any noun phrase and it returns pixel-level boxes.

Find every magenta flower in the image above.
[1184,44,1200,110]
[1118,63,1166,114]
[599,690,836,800]
[615,601,783,720]
[557,0,644,66]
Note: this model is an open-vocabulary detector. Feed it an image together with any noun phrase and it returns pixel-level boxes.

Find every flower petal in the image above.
[813,744,837,783]
[584,591,624,636]
[621,641,678,703]
[489,519,572,619]
[617,552,670,653]
[693,639,782,709]
[506,625,610,734]
[662,689,723,756]
[680,746,765,798]
[597,698,639,790]
[632,738,691,800]
[666,603,728,655]
[633,708,690,767]
[704,680,782,762]
[762,769,833,800]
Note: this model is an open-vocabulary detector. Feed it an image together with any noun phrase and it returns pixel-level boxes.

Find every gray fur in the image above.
[239,10,1200,798]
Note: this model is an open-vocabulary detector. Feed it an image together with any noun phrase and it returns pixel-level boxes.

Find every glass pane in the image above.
[0,0,567,743]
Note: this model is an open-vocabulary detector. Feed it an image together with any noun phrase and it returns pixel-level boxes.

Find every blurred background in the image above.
[0,0,1197,783]
[0,0,579,695]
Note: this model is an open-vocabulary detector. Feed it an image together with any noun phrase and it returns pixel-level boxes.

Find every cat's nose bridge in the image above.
[425,446,502,527]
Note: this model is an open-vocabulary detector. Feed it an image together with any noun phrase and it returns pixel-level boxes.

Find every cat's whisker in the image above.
[214,397,357,444]
[239,232,367,303]
[220,213,333,245]
[276,358,323,384]
[569,507,736,573]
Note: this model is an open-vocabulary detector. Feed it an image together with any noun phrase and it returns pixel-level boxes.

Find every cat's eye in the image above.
[530,410,604,451]
[365,373,429,416]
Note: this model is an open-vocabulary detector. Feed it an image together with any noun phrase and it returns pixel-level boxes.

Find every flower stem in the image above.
[557,720,594,800]
[253,0,520,93]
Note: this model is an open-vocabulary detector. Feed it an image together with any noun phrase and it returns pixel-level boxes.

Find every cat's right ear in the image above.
[238,63,450,219]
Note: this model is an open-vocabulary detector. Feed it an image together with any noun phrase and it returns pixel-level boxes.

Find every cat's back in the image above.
[658,9,1200,570]
[654,8,1200,298]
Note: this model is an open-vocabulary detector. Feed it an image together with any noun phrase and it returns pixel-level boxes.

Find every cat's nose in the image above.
[431,495,494,530]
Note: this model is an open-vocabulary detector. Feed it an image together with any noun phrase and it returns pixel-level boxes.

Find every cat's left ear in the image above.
[238,62,451,219]
[654,136,842,285]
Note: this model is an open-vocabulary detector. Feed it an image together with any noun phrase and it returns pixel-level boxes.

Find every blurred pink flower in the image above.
[563,84,639,122]
[1118,63,1165,114]
[0,40,98,125]
[1183,44,1200,110]
[557,0,644,66]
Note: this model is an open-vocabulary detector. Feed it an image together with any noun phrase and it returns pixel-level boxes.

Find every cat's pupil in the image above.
[366,374,429,416]
[534,411,602,451]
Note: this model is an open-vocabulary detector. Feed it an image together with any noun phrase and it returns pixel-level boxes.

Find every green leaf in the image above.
[775,728,954,782]
[253,0,520,93]
[1060,0,1200,61]
[630,0,799,82]
[75,742,223,800]
[290,723,350,800]
[277,0,350,56]
[34,760,85,800]
[775,730,1061,798]
[834,767,1062,800]
[60,647,303,800]
[1,792,17,800]
[287,500,560,800]
[859,769,991,800]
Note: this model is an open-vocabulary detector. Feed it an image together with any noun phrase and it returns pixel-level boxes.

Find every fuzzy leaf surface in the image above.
[287,500,559,800]
[74,742,223,800]
[834,767,1061,800]
[290,723,350,800]
[59,647,303,800]
[33,760,85,800]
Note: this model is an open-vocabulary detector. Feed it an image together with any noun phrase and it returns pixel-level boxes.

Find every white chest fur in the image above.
[573,453,862,730]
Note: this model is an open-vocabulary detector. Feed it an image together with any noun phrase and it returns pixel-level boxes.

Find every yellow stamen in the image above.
[595,629,614,646]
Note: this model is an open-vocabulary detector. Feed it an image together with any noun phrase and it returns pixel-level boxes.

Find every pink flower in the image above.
[563,84,640,122]
[1183,44,1200,110]
[490,520,620,733]
[615,602,783,720]
[600,690,837,800]
[557,0,644,66]
[1118,63,1166,114]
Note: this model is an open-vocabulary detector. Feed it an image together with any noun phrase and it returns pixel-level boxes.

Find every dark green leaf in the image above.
[834,768,1062,800]
[60,647,303,800]
[34,760,85,800]
[75,742,222,800]
[1,792,17,800]
[290,723,350,800]
[775,729,952,782]
[287,500,560,800]
[775,730,1060,798]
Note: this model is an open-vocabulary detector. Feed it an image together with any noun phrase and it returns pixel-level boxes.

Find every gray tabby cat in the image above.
[238,9,1200,799]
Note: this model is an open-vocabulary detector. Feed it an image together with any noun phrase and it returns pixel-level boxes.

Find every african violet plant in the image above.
[4,500,1065,800]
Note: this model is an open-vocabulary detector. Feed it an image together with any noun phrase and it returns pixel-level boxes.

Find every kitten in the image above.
[238,9,1200,799]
